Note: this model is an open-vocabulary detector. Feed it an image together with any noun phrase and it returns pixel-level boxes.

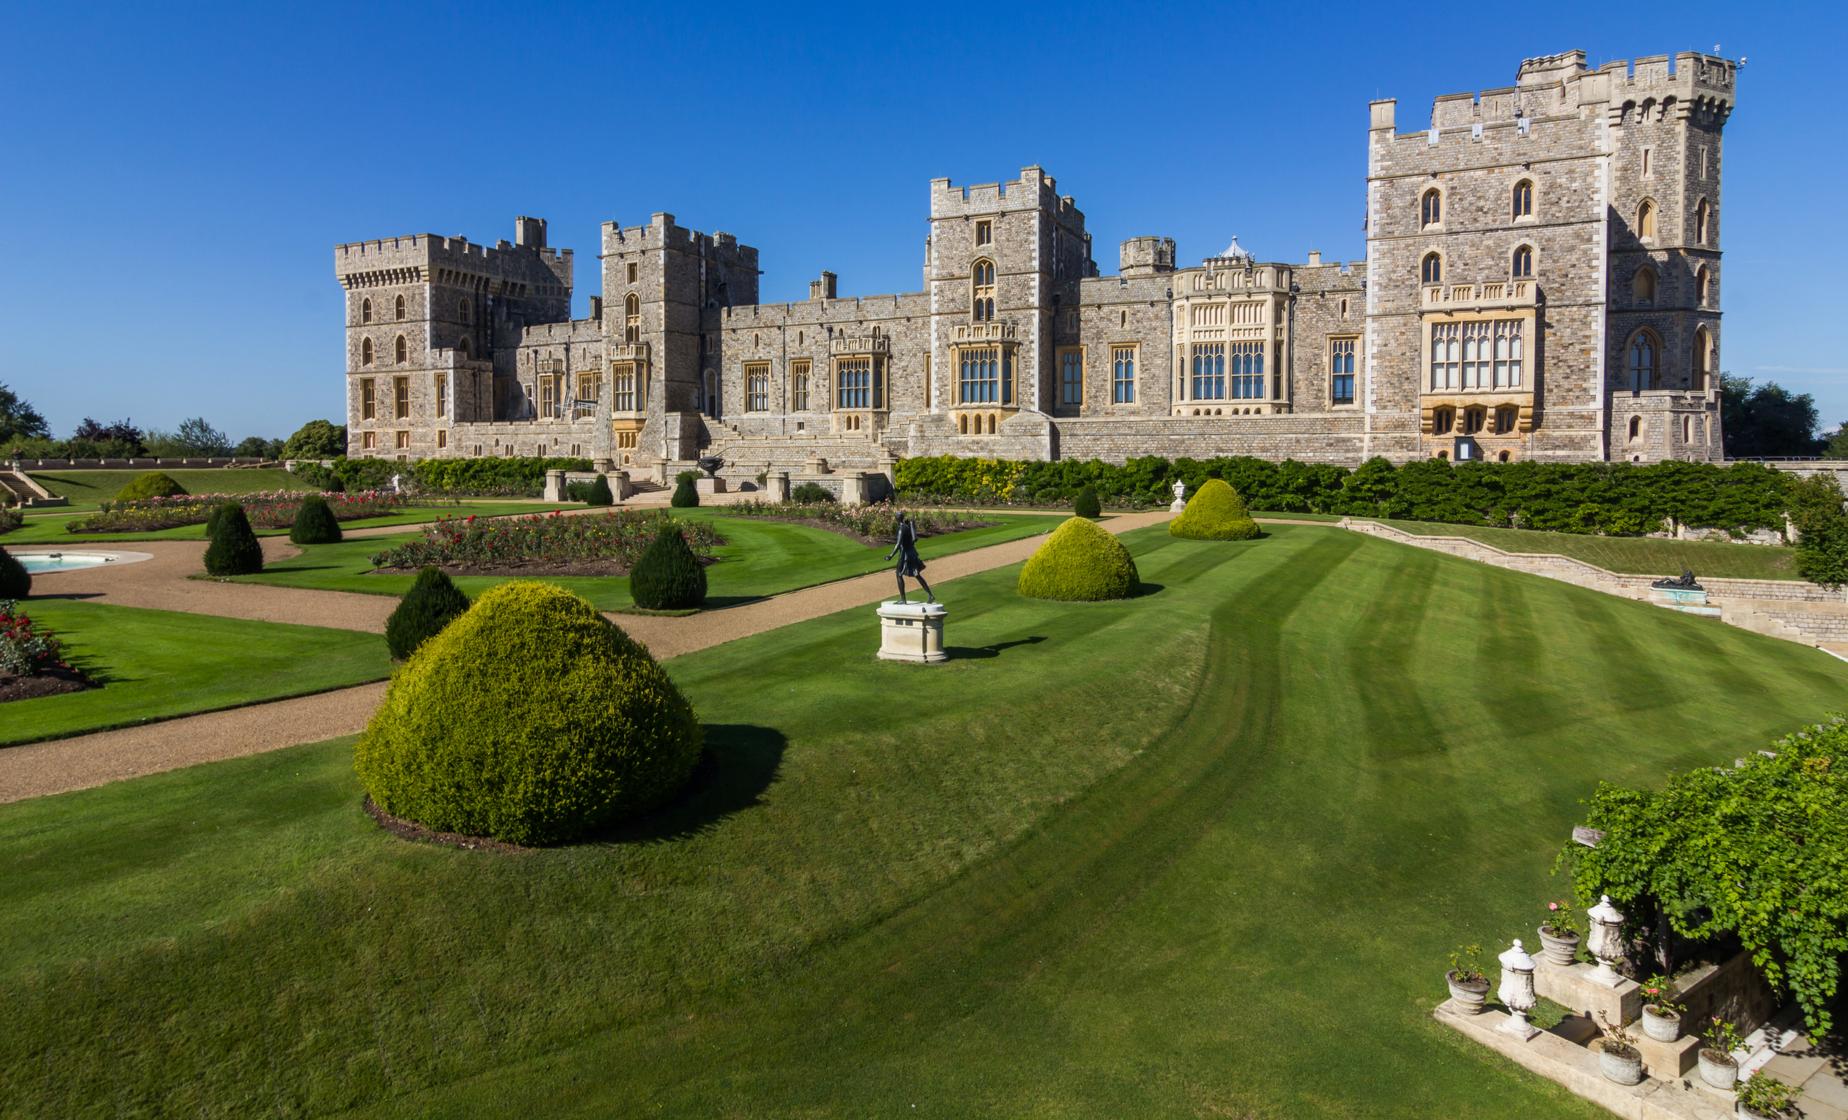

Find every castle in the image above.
[336,49,1735,480]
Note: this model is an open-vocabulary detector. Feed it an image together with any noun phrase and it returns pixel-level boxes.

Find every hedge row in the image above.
[294,456,594,497]
[895,455,1794,538]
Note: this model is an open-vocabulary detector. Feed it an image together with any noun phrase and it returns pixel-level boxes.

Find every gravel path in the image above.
[1,509,1173,802]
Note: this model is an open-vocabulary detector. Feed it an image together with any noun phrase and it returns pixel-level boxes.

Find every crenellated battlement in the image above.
[334,220,572,292]
[929,165,1085,226]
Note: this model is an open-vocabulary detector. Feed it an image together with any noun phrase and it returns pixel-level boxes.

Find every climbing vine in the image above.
[1558,717,1848,1038]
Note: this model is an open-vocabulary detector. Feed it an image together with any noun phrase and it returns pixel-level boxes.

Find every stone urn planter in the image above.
[1641,1004,1683,1043]
[1597,1039,1645,1086]
[1537,924,1580,966]
[1446,969,1489,1014]
[1697,1047,1739,1091]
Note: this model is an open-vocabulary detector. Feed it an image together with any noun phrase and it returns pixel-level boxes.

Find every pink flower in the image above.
[1549,902,1560,912]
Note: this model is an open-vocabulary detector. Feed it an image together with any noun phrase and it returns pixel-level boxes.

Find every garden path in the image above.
[0,509,1174,803]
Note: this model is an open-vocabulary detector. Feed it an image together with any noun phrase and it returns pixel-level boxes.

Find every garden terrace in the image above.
[2,498,583,544]
[716,500,997,545]
[69,491,409,534]
[368,510,723,577]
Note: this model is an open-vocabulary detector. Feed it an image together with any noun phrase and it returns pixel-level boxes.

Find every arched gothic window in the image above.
[1421,252,1442,285]
[361,298,373,324]
[459,298,471,325]
[1637,199,1657,242]
[971,259,996,322]
[1632,267,1657,305]
[1693,326,1714,391]
[395,294,407,320]
[1511,245,1534,279]
[1629,415,1643,441]
[395,335,408,364]
[1420,188,1442,229]
[1695,198,1711,244]
[624,293,640,343]
[1695,265,1711,308]
[1625,329,1659,390]
[1512,179,1534,220]
[361,338,374,366]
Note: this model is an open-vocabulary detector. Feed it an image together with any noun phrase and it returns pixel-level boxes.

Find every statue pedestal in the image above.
[1169,499,1185,512]
[876,601,947,664]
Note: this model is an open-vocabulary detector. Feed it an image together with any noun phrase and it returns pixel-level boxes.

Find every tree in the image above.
[202,504,263,575]
[146,417,232,458]
[281,419,348,461]
[1790,474,1848,588]
[1722,376,1824,459]
[1823,426,1848,461]
[232,436,280,459]
[70,418,145,455]
[0,383,49,444]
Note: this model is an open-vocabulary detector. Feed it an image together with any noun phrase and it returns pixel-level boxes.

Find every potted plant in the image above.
[1445,944,1490,1014]
[1595,1011,1645,1086]
[1639,973,1685,1042]
[1537,899,1582,966]
[1735,1071,1799,1119]
[1698,1016,1744,1091]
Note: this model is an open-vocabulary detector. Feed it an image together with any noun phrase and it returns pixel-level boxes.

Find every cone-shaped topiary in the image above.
[584,474,614,507]
[1169,478,1261,541]
[385,566,470,661]
[116,471,187,501]
[1017,516,1139,602]
[630,525,708,610]
[0,545,29,599]
[202,503,263,575]
[355,581,703,845]
[670,471,699,508]
[1074,485,1102,519]
[203,501,237,541]
[289,493,343,544]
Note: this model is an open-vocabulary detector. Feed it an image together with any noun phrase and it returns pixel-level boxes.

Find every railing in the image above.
[828,335,891,355]
[1422,280,1535,309]
[951,321,1017,343]
[609,342,649,362]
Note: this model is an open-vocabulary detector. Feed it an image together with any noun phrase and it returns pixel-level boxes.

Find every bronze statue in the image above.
[888,511,934,603]
[1650,567,1703,591]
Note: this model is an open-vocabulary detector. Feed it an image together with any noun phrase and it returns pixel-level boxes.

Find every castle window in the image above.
[745,362,770,412]
[436,429,447,449]
[611,362,640,412]
[575,372,600,416]
[1637,199,1657,242]
[624,293,640,342]
[1511,245,1533,279]
[1230,342,1265,399]
[1329,338,1356,405]
[1491,320,1524,388]
[1629,415,1643,441]
[395,295,406,320]
[1494,405,1518,435]
[1112,346,1137,404]
[393,376,410,420]
[362,430,376,450]
[1696,265,1712,308]
[1190,342,1226,400]
[1431,406,1455,436]
[1461,406,1487,435]
[971,259,996,322]
[1693,326,1714,391]
[626,262,638,284]
[434,374,447,418]
[1625,329,1660,390]
[457,337,470,358]
[1059,349,1083,408]
[1512,179,1534,220]
[1420,188,1442,229]
[1695,197,1711,244]
[361,338,374,367]
[1632,266,1657,305]
[957,346,1007,405]
[539,374,559,419]
[834,356,880,410]
[1641,147,1652,177]
[974,219,992,247]
[361,298,373,324]
[395,335,408,364]
[395,430,410,450]
[458,298,470,325]
[1340,297,1349,317]
[1429,323,1460,390]
[791,359,811,411]
[360,378,376,420]
[1421,252,1442,285]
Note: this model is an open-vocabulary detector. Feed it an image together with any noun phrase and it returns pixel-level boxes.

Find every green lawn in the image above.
[0,600,391,746]
[3,526,1843,1116]
[27,468,312,510]
[2,499,576,543]
[1371,517,1798,580]
[232,509,1066,610]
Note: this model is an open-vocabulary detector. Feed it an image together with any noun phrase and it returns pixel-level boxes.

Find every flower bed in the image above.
[370,510,721,576]
[720,501,994,544]
[68,491,409,534]
[0,599,88,702]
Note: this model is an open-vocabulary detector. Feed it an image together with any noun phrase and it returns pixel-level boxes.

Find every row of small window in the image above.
[359,295,476,324]
[741,359,884,412]
[1631,264,1715,307]
[358,430,435,451]
[1418,247,1535,286]
[1419,185,1714,246]
[1623,327,1716,391]
[358,376,445,421]
[1430,405,1521,437]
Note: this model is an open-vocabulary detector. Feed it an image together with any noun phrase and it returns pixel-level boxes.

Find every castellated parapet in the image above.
[338,48,1736,473]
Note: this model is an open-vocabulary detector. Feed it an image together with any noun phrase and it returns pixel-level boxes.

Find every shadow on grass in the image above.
[1130,581,1166,599]
[947,636,1047,660]
[699,594,769,611]
[591,723,787,846]
[30,592,105,602]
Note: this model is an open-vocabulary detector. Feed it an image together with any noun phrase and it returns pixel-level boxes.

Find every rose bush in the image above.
[69,490,407,534]
[371,510,720,572]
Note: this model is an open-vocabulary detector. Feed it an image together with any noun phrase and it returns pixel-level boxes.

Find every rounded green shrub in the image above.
[630,526,707,610]
[385,566,470,661]
[202,503,263,575]
[355,581,703,845]
[289,494,343,544]
[584,474,614,507]
[670,471,699,508]
[1169,478,1261,541]
[116,471,186,501]
[0,545,30,599]
[1017,516,1139,602]
[1074,485,1102,519]
[789,482,833,503]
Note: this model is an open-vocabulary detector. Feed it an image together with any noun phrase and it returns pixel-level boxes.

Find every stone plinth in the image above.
[876,601,947,663]
[1536,960,1642,1027]
[765,471,790,502]
[695,476,729,495]
[543,468,567,502]
[841,473,867,507]
[1635,1030,1702,1079]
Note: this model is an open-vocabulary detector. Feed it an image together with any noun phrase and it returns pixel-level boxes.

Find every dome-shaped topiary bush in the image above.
[289,493,343,544]
[385,566,470,661]
[116,471,187,501]
[1073,485,1102,519]
[355,581,703,845]
[0,545,29,599]
[670,471,699,508]
[630,526,707,610]
[1169,478,1261,541]
[584,474,614,507]
[1017,516,1139,602]
[202,503,263,575]
[790,481,833,503]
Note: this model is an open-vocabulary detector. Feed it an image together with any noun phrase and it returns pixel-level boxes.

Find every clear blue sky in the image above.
[2,0,1842,440]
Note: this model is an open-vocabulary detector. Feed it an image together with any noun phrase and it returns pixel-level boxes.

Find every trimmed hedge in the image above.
[584,475,613,506]
[1017,517,1139,602]
[790,482,833,503]
[385,566,470,661]
[302,456,595,497]
[203,501,237,541]
[896,454,1795,539]
[630,527,707,610]
[1170,479,1261,541]
[202,504,263,575]
[354,581,703,845]
[0,545,29,599]
[116,471,187,501]
[288,494,343,544]
[1073,485,1101,519]
[671,471,699,508]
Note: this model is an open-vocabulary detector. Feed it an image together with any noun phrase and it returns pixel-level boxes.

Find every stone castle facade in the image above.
[336,49,1735,478]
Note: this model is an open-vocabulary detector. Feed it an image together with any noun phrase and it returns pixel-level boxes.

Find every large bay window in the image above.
[611,362,642,412]
[1429,320,1522,391]
[1190,343,1226,400]
[957,346,1009,405]
[1230,342,1265,399]
[835,356,883,410]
